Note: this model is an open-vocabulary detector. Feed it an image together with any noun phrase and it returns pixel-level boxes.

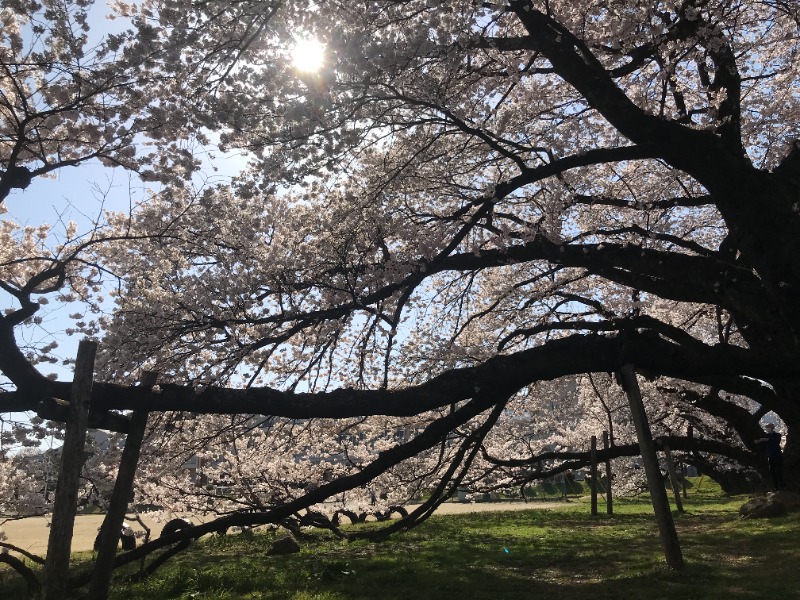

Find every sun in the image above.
[291,37,325,73]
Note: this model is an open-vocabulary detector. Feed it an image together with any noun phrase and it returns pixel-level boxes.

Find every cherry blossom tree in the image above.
[80,0,798,476]
[0,0,208,204]
[2,0,800,587]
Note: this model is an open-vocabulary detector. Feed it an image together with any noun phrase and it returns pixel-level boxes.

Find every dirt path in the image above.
[2,513,169,556]
[1,500,565,555]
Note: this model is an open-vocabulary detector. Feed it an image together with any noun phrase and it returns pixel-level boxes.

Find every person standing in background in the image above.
[756,423,786,491]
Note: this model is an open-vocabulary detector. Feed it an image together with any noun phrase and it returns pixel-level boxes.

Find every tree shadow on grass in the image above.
[96,510,800,599]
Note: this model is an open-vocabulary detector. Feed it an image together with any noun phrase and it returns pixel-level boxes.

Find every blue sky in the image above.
[3,5,245,383]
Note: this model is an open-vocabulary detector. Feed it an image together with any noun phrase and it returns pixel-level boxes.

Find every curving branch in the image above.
[0,540,46,565]
[349,401,508,541]
[439,236,750,309]
[0,551,41,594]
[68,392,506,587]
[3,329,797,429]
[571,193,714,210]
[479,434,757,473]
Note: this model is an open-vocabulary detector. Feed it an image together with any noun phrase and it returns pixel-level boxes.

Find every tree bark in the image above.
[87,372,156,600]
[618,364,684,570]
[662,444,684,514]
[42,340,97,600]
[590,435,598,516]
[603,431,613,515]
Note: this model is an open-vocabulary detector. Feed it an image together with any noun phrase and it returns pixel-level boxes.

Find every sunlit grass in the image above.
[2,483,797,599]
[105,489,798,600]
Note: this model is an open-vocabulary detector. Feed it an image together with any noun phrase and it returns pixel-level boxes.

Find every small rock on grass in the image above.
[268,534,301,555]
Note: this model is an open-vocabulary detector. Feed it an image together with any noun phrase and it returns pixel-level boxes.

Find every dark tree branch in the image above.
[571,193,714,210]
[3,331,797,425]
[0,551,41,594]
[480,434,756,472]
[0,541,46,564]
[68,393,505,585]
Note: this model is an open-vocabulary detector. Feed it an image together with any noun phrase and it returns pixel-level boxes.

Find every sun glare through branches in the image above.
[291,36,325,72]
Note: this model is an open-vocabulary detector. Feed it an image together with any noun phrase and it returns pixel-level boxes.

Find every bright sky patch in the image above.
[291,37,325,72]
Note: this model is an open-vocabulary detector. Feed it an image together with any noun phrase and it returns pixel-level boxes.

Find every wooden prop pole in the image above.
[590,435,598,515]
[42,340,97,600]
[662,443,684,513]
[603,431,613,515]
[87,372,156,600]
[618,364,684,570]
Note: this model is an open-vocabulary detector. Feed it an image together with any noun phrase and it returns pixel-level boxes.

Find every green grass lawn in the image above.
[113,486,799,600]
[3,482,799,599]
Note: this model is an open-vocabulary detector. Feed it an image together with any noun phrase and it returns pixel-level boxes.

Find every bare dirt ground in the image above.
[1,500,566,555]
[2,513,170,556]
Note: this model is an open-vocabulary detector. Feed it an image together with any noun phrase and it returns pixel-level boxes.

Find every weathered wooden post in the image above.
[590,435,598,515]
[603,431,613,515]
[618,364,684,569]
[662,443,684,513]
[42,340,97,600]
[87,372,156,600]
[684,426,694,498]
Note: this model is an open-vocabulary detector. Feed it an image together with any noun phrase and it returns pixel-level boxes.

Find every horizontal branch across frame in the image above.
[3,330,796,426]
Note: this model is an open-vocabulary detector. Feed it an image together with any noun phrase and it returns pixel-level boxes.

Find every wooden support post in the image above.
[603,431,613,515]
[685,426,694,498]
[662,443,684,513]
[618,364,684,569]
[590,435,598,516]
[42,340,97,600]
[87,372,156,600]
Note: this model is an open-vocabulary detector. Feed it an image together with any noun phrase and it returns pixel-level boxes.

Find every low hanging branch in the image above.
[3,330,796,428]
[0,541,46,565]
[479,434,755,472]
[68,393,506,589]
[0,552,40,595]
[350,400,509,542]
